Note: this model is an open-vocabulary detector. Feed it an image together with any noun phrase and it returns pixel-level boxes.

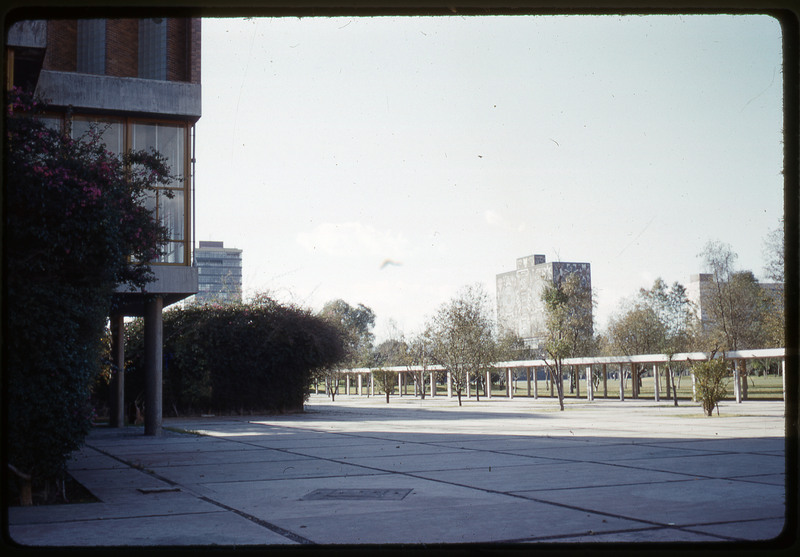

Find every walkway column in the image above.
[466,372,470,398]
[370,372,375,396]
[602,364,607,398]
[574,366,580,398]
[430,371,435,397]
[507,368,513,399]
[619,365,625,401]
[733,360,742,403]
[447,371,453,398]
[144,296,163,436]
[109,314,125,428]
[487,370,492,399]
[653,363,660,402]
[586,365,594,401]
[345,375,350,395]
[782,359,786,401]
[691,372,697,402]
[398,372,403,397]
[358,374,363,396]
[533,367,539,399]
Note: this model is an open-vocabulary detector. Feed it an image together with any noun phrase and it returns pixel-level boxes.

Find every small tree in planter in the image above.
[373,368,397,403]
[692,359,729,416]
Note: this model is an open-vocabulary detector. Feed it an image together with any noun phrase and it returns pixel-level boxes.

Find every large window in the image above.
[70,116,190,265]
[77,19,106,75]
[138,18,167,80]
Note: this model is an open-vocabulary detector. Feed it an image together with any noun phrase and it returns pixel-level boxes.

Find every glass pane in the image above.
[132,122,185,183]
[71,119,124,157]
[159,189,184,241]
[161,241,184,264]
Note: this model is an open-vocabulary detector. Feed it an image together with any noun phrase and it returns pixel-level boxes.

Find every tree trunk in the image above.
[385,391,390,404]
[457,390,462,406]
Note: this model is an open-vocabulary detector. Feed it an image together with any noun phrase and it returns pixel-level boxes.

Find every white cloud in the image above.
[296,221,408,259]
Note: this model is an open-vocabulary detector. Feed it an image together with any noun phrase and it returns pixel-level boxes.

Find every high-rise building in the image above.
[194,241,243,304]
[496,254,592,350]
[6,17,202,434]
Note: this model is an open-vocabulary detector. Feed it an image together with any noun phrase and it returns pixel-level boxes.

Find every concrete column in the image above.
[398,372,403,397]
[586,365,594,401]
[358,374,363,396]
[507,368,513,399]
[144,296,163,436]
[414,374,418,397]
[653,363,660,402]
[447,371,453,398]
[574,366,580,398]
[602,364,608,398]
[466,372,470,398]
[691,372,697,402]
[526,368,531,397]
[430,371,435,397]
[345,375,350,395]
[632,364,638,399]
[487,370,492,399]
[109,314,125,428]
[733,360,742,403]
[619,365,625,401]
[533,367,539,399]
[370,373,374,396]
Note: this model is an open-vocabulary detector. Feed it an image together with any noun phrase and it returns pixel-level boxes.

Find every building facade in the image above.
[687,272,783,331]
[6,17,202,435]
[194,241,243,304]
[496,254,592,350]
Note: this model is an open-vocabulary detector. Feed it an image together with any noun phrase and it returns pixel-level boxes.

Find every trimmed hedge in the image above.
[123,297,344,415]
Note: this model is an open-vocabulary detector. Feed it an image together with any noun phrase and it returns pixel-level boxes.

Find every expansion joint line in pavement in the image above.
[87,442,316,545]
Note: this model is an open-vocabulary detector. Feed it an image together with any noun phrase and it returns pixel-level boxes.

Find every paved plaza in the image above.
[6,395,794,549]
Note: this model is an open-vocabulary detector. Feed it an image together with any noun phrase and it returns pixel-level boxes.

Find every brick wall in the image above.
[105,19,138,78]
[43,20,76,72]
[41,18,198,83]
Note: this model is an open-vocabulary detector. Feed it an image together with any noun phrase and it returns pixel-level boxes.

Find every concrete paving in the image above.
[5,395,794,548]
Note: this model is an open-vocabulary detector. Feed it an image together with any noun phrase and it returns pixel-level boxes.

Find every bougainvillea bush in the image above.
[5,89,171,502]
[123,296,345,416]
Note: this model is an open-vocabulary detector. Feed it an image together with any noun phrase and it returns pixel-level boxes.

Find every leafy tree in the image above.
[700,241,771,352]
[691,359,729,416]
[5,90,170,504]
[372,368,398,403]
[373,338,408,402]
[318,299,376,400]
[763,222,785,348]
[425,284,496,406]
[541,273,594,410]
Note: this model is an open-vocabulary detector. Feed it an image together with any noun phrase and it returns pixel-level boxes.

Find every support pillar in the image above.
[782,359,786,401]
[487,370,492,399]
[431,371,435,397]
[345,375,350,395]
[466,372,470,398]
[398,372,403,397]
[447,371,453,398]
[619,365,625,401]
[358,374,363,396]
[653,363,660,402]
[691,372,697,402]
[586,365,594,401]
[370,372,374,397]
[602,364,607,398]
[574,366,580,398]
[507,368,513,399]
[533,367,539,399]
[144,296,163,436]
[109,314,125,428]
[733,360,742,403]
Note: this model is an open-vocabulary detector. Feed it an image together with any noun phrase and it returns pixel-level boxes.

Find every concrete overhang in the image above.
[112,265,198,316]
[6,20,47,48]
[35,70,201,120]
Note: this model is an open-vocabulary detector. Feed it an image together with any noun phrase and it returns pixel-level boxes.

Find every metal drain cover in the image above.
[301,488,412,501]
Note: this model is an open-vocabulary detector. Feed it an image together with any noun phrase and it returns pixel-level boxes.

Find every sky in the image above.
[194,14,784,342]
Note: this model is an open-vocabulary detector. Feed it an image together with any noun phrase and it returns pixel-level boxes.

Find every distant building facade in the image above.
[496,254,592,350]
[194,241,243,304]
[687,273,783,331]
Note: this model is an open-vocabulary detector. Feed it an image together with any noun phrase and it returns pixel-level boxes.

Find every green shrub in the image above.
[123,297,344,415]
[692,359,729,416]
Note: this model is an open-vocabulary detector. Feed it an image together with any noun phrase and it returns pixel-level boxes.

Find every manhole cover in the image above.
[301,488,412,501]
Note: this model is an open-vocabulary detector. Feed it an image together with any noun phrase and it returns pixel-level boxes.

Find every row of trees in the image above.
[317,235,784,413]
